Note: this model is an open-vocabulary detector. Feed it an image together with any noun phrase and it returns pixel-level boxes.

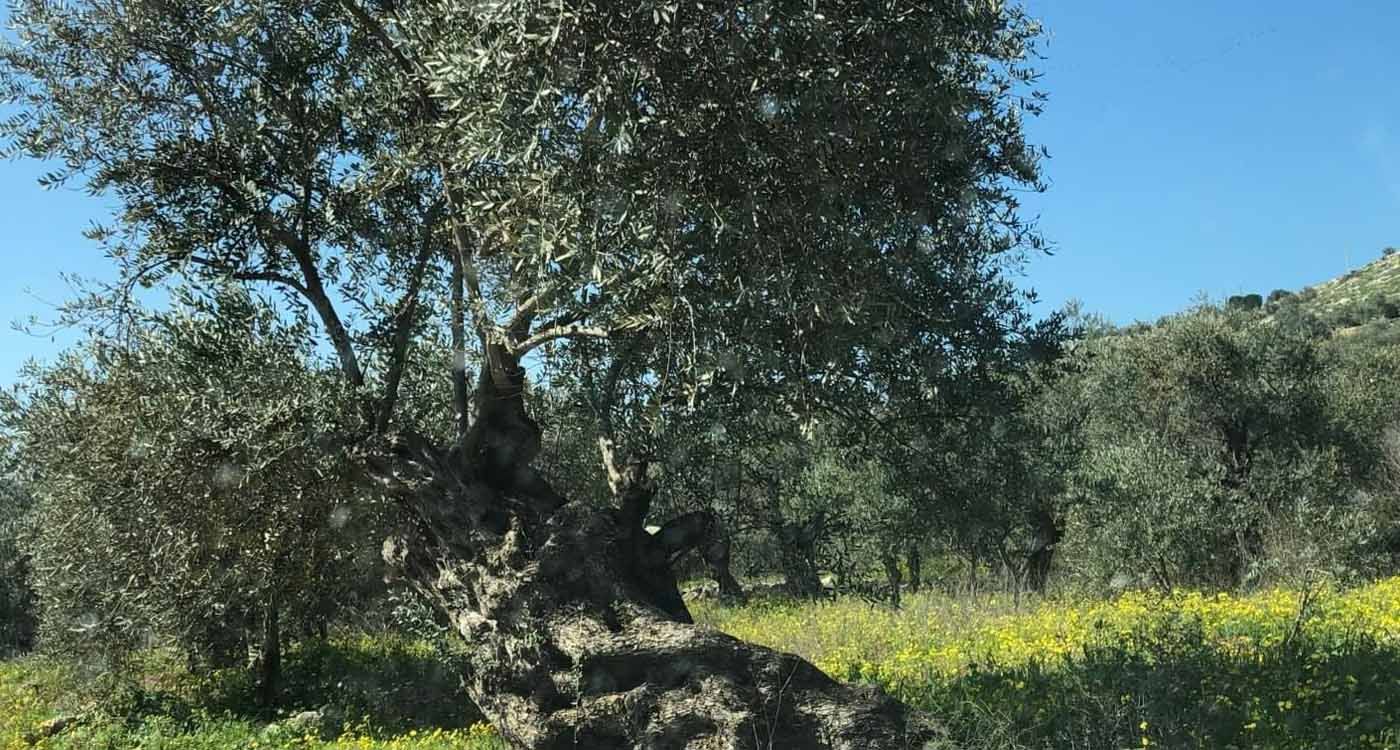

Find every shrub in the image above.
[1225,293,1263,311]
[1062,309,1363,590]
[1,636,501,750]
[0,474,37,657]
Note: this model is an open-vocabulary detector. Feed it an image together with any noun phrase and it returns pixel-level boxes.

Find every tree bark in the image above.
[965,552,978,598]
[449,251,472,443]
[366,357,935,749]
[881,552,903,609]
[702,535,747,605]
[1024,509,1060,595]
[776,527,824,600]
[257,594,282,709]
[764,480,824,600]
[905,546,922,594]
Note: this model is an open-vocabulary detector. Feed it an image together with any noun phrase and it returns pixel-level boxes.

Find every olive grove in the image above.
[1,0,1049,746]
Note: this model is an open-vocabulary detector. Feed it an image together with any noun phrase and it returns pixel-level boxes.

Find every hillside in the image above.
[1250,249,1400,345]
[1294,249,1400,320]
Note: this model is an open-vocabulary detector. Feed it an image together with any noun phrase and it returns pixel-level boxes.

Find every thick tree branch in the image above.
[197,171,367,392]
[512,324,610,356]
[653,511,712,562]
[185,255,308,293]
[376,237,440,434]
[506,290,552,333]
[337,0,422,82]
[285,243,366,389]
[598,437,653,526]
[450,249,472,443]
[652,509,746,602]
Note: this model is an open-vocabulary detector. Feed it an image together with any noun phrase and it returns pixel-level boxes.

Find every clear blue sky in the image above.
[1016,0,1398,320]
[1,1,1397,385]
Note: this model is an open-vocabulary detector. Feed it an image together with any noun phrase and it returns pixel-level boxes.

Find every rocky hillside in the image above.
[1293,249,1400,323]
[1250,249,1400,346]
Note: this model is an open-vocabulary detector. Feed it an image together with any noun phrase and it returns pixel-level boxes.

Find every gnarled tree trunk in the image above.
[257,594,281,709]
[763,480,825,600]
[367,352,935,749]
[775,526,826,600]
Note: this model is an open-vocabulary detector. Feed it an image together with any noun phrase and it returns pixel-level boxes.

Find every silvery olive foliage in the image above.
[397,0,1047,391]
[7,289,383,666]
[0,0,454,435]
[0,0,1048,448]
[0,465,37,657]
[1062,306,1376,590]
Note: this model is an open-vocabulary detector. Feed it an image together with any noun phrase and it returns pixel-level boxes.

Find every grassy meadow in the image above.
[5,579,1400,749]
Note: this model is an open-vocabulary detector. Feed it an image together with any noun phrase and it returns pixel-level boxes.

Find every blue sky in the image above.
[1017,0,1398,319]
[1,1,1397,385]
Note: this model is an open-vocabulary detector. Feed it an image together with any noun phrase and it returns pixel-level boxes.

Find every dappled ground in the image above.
[5,580,1400,749]
[0,635,504,750]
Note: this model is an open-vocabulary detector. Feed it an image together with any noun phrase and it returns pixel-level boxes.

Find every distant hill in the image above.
[1249,250,1400,346]
[1291,250,1400,321]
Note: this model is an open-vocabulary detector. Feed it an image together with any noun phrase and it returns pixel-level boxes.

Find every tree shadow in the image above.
[118,634,484,736]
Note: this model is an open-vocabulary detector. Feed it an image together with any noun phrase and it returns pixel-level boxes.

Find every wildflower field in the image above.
[4,579,1400,749]
[697,577,1400,749]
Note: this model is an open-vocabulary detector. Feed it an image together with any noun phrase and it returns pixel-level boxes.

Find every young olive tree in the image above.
[8,289,377,704]
[852,311,1072,599]
[2,0,1047,744]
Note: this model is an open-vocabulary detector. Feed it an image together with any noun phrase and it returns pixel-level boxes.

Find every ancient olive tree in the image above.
[2,0,1047,746]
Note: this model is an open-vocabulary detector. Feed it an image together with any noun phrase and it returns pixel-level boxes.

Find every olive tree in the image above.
[9,289,378,704]
[1066,306,1362,590]
[1321,345,1400,575]
[2,0,1048,744]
